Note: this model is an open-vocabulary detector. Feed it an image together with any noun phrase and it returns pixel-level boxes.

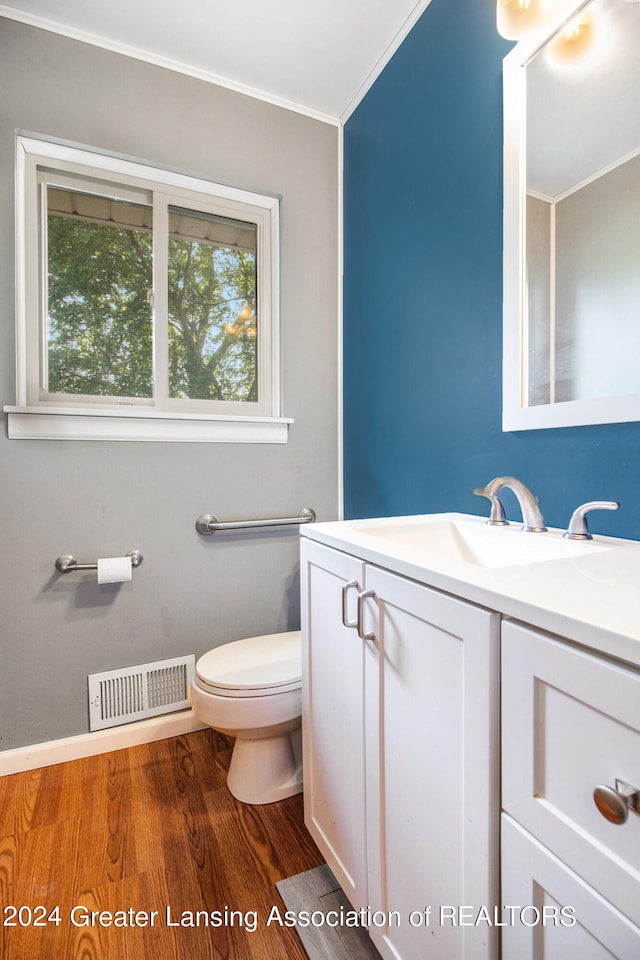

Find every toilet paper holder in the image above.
[54,550,144,574]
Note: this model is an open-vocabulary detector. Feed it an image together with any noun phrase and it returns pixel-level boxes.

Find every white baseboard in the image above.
[0,710,208,777]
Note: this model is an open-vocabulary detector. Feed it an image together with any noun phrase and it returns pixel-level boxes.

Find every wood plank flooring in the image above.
[0,729,324,960]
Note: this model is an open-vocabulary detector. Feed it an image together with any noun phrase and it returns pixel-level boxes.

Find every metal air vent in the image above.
[88,655,195,731]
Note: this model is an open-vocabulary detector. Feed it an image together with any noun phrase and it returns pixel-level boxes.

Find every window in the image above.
[7,137,290,442]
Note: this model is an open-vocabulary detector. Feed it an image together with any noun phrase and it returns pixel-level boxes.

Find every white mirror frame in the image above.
[502,0,640,431]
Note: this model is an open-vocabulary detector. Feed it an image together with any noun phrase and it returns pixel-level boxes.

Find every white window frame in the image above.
[5,136,291,443]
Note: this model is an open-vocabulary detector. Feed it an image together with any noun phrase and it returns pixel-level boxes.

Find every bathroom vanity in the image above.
[299,514,640,960]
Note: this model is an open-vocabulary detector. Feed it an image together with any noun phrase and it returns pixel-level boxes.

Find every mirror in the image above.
[502,0,640,430]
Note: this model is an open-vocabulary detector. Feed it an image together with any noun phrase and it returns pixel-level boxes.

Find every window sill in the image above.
[4,406,293,443]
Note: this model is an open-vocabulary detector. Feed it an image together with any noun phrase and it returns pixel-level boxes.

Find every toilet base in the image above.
[226,726,303,805]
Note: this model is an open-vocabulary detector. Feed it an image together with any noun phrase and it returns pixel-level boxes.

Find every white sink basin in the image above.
[356,517,608,569]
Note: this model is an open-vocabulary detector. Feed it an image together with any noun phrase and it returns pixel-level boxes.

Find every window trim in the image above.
[6,136,291,443]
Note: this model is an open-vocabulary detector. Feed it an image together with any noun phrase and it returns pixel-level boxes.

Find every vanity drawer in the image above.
[502,621,640,926]
[502,815,640,960]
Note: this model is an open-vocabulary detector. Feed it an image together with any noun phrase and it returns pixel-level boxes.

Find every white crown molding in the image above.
[340,0,434,124]
[1,1,434,130]
[0,4,341,127]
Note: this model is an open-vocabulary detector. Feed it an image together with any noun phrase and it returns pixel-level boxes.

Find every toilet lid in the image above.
[195,630,302,696]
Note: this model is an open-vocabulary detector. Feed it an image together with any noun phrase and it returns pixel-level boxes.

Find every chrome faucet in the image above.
[564,501,619,540]
[473,476,547,532]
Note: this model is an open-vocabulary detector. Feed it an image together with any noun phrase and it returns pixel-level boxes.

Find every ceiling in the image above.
[0,0,432,123]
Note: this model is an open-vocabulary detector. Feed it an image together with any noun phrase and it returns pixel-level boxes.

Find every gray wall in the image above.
[555,154,640,402]
[0,19,339,751]
[526,194,552,407]
[525,156,640,406]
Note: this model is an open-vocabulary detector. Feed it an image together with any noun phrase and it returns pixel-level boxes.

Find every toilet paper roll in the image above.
[97,556,132,584]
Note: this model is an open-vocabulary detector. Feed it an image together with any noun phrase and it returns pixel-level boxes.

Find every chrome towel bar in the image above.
[55,550,144,573]
[196,507,316,536]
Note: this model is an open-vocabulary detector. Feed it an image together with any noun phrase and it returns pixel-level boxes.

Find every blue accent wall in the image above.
[343,0,640,539]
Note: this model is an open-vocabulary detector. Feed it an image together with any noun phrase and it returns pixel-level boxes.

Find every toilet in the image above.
[190,630,303,805]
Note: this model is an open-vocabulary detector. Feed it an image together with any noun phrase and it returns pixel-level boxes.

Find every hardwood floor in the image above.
[0,729,324,959]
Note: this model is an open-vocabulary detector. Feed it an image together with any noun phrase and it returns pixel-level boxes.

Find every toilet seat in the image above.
[195,630,301,699]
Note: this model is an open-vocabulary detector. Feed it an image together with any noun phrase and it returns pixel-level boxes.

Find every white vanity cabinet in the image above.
[300,538,368,911]
[300,537,501,960]
[300,512,640,960]
[501,621,640,959]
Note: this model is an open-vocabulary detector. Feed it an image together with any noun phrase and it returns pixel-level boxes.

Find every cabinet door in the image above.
[502,815,640,960]
[362,564,500,960]
[300,538,368,910]
[502,621,640,926]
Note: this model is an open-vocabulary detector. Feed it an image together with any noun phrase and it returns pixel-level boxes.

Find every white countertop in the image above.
[301,513,640,669]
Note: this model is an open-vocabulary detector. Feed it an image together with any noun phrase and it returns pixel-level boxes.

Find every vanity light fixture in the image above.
[498,0,638,48]
[546,5,598,63]
[497,0,601,65]
[496,0,553,40]
[224,303,257,337]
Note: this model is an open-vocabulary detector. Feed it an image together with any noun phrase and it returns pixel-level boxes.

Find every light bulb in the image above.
[496,0,550,40]
[546,7,597,66]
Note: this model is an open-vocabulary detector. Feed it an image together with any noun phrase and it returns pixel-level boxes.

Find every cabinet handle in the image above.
[341,580,360,629]
[356,589,378,642]
[593,780,640,825]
